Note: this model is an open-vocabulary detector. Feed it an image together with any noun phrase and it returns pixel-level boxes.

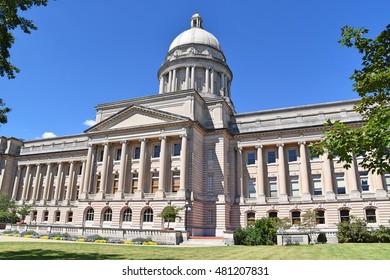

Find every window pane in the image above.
[290,176,299,197]
[248,178,256,198]
[359,172,369,191]
[267,151,276,164]
[288,149,297,162]
[336,173,346,194]
[173,143,181,156]
[247,152,255,165]
[269,177,277,197]
[153,145,161,158]
[313,175,322,195]
[134,147,140,159]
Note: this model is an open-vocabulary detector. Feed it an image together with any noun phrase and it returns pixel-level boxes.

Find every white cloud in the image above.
[41,132,57,139]
[83,119,96,127]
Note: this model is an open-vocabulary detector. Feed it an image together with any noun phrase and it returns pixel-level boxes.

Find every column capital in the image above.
[159,136,167,141]
[102,142,111,147]
[237,146,243,152]
[180,134,188,139]
[298,141,307,146]
[139,138,148,143]
[276,143,284,148]
[255,145,263,149]
[120,140,128,144]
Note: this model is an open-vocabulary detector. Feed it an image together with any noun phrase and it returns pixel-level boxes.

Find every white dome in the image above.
[168,27,221,52]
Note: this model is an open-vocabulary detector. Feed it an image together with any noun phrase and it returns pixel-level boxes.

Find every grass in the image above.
[0,241,390,260]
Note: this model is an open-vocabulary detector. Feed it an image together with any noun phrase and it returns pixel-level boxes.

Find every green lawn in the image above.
[0,241,390,260]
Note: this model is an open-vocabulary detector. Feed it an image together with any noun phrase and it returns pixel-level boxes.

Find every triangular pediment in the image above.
[85,105,189,133]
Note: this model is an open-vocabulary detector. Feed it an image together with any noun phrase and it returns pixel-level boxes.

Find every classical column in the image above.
[21,165,31,201]
[167,70,172,93]
[277,143,288,201]
[178,134,188,197]
[79,161,86,197]
[116,140,128,199]
[171,69,177,92]
[256,145,265,202]
[53,162,63,203]
[81,144,94,199]
[156,136,167,198]
[299,141,311,201]
[210,69,215,94]
[220,73,225,90]
[159,76,164,93]
[323,151,336,200]
[31,164,41,202]
[237,147,244,202]
[205,68,210,92]
[347,154,360,199]
[135,138,147,198]
[191,66,195,89]
[97,143,110,198]
[11,165,22,200]
[65,161,75,202]
[373,172,387,198]
[42,163,52,202]
[185,67,190,90]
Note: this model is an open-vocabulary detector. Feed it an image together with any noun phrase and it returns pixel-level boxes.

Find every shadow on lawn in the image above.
[0,249,121,260]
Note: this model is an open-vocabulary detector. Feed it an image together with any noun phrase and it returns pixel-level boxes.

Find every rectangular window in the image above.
[75,186,80,200]
[359,171,369,191]
[335,173,346,194]
[247,152,256,165]
[96,176,101,193]
[173,143,181,156]
[153,145,161,158]
[312,175,322,195]
[115,149,122,161]
[366,209,376,223]
[268,177,278,197]
[131,174,138,193]
[385,174,390,192]
[67,212,73,223]
[43,211,49,222]
[134,147,141,159]
[78,166,83,175]
[288,149,298,162]
[172,172,180,192]
[291,211,301,225]
[267,150,276,164]
[55,211,60,222]
[290,176,300,197]
[207,174,213,192]
[98,150,104,162]
[316,210,325,224]
[113,175,119,193]
[248,178,256,198]
[151,172,159,193]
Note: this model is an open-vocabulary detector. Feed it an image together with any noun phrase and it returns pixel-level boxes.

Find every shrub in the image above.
[317,232,327,244]
[86,235,108,242]
[371,226,390,243]
[40,235,49,239]
[124,241,134,245]
[23,234,33,238]
[76,238,86,242]
[142,241,158,245]
[52,236,63,240]
[234,217,278,245]
[337,216,372,243]
[132,237,152,245]
[20,230,38,237]
[94,239,108,243]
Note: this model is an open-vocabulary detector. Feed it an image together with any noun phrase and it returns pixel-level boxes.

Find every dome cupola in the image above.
[158,13,233,104]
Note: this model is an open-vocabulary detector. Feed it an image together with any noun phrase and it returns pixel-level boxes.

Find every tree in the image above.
[311,24,390,174]
[158,205,183,229]
[17,204,31,223]
[299,209,319,244]
[0,193,19,223]
[0,0,48,79]
[275,217,291,245]
[233,217,278,245]
[0,0,48,125]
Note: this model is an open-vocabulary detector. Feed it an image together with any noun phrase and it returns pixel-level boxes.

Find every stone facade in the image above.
[0,13,389,238]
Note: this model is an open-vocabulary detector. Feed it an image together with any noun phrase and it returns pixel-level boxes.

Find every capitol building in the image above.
[1,14,389,242]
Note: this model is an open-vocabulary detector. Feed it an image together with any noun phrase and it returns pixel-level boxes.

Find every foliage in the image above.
[317,232,328,244]
[275,217,291,245]
[234,217,278,246]
[158,205,183,229]
[337,216,371,243]
[371,226,390,243]
[311,24,390,174]
[131,237,152,245]
[299,209,319,243]
[0,194,19,223]
[17,204,31,222]
[0,0,48,79]
[85,234,107,242]
[0,98,11,125]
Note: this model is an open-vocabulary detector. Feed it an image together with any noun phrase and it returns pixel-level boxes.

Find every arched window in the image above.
[143,208,153,223]
[340,209,350,222]
[315,210,325,224]
[268,211,278,218]
[103,208,112,222]
[67,211,73,223]
[291,211,301,225]
[122,208,132,222]
[85,208,94,221]
[366,208,377,223]
[42,210,49,222]
[246,212,256,226]
[54,211,61,222]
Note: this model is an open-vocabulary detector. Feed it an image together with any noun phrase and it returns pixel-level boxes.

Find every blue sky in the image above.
[0,0,389,140]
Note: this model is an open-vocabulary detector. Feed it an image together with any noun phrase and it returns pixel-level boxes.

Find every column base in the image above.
[176,189,186,198]
[256,194,266,203]
[95,191,105,200]
[278,193,289,202]
[350,190,362,200]
[325,192,336,201]
[62,199,70,206]
[134,190,144,199]
[154,190,166,199]
[301,193,312,202]
[50,199,58,206]
[375,189,388,199]
[79,192,88,200]
[114,191,124,200]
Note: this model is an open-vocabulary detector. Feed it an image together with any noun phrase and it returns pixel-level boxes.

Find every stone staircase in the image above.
[180,236,227,246]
